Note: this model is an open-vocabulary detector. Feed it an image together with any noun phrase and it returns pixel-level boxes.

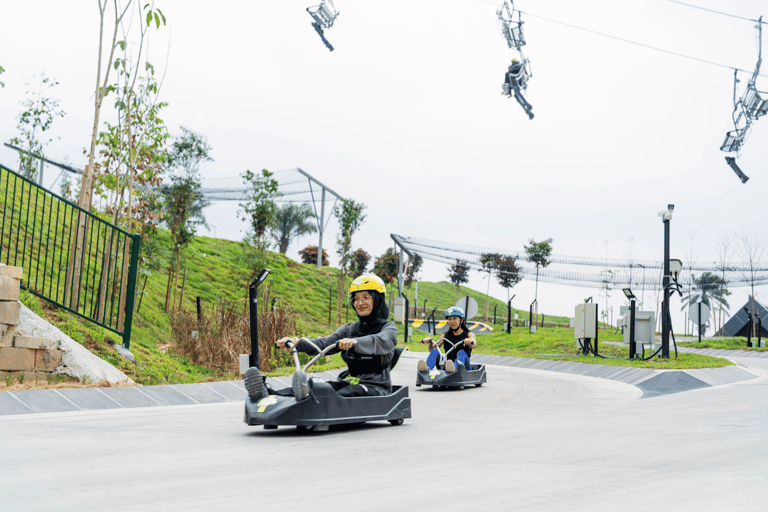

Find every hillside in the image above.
[17,233,543,386]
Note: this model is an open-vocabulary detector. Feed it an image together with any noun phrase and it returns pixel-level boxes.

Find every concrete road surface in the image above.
[1,354,766,512]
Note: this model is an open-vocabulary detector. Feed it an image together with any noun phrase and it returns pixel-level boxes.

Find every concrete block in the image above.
[35,349,64,372]
[0,276,20,301]
[0,265,23,279]
[13,336,58,350]
[0,347,36,371]
[0,325,14,347]
[0,302,21,325]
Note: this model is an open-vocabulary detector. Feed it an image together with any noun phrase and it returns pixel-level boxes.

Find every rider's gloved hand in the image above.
[276,337,299,350]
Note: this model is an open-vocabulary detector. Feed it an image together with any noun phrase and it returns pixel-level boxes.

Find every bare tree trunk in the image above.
[178,268,187,312]
[172,252,181,312]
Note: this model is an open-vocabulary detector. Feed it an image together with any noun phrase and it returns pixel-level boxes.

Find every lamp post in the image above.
[623,288,637,359]
[249,268,271,369]
[659,205,674,359]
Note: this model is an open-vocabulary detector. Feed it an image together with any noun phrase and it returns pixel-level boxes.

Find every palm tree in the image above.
[270,204,316,254]
[681,272,730,335]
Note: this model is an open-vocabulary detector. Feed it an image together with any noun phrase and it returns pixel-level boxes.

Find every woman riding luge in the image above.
[244,274,397,401]
[418,306,476,373]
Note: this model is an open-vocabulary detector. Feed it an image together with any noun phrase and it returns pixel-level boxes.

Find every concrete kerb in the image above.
[0,348,761,416]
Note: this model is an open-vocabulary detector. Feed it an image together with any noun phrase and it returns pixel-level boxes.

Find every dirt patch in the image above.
[0,375,138,391]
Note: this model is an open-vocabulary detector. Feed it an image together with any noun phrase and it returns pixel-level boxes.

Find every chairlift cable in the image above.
[515,9,768,79]
[667,0,767,25]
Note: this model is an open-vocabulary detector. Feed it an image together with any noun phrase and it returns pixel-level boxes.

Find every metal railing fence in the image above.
[0,163,140,349]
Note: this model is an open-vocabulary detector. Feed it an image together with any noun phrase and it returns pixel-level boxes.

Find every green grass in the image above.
[2,164,743,382]
[678,338,768,351]
[398,325,734,370]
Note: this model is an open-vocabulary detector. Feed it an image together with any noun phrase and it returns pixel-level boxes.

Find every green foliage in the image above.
[0,65,5,88]
[270,203,316,254]
[448,259,469,289]
[239,169,280,244]
[333,199,367,276]
[405,254,422,286]
[9,73,65,180]
[298,245,329,266]
[496,255,522,297]
[524,238,554,269]
[349,248,370,277]
[373,247,400,284]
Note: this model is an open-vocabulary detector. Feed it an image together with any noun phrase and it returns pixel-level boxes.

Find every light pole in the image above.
[659,205,674,359]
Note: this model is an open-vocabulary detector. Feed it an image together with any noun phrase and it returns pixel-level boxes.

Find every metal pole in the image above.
[316,188,325,270]
[698,302,702,343]
[196,296,202,326]
[629,298,636,358]
[248,284,259,368]
[403,294,409,343]
[662,212,671,358]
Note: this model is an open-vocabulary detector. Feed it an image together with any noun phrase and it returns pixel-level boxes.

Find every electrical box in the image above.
[574,303,598,339]
[394,296,405,322]
[621,311,657,353]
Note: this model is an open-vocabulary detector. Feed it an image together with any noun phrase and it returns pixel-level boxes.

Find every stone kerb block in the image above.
[35,348,64,372]
[0,265,23,280]
[0,301,21,325]
[0,276,21,301]
[13,336,58,350]
[0,347,36,371]
[0,325,14,347]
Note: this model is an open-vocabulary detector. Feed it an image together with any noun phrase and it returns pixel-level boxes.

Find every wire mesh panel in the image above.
[0,164,141,348]
[391,234,768,290]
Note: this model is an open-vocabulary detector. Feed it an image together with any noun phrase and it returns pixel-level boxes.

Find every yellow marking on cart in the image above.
[429,369,440,380]
[257,395,277,413]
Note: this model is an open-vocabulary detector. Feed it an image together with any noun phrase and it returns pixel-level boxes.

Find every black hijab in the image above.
[352,290,390,335]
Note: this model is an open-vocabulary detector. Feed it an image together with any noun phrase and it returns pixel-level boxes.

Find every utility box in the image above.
[621,311,657,354]
[574,303,598,339]
[394,296,405,322]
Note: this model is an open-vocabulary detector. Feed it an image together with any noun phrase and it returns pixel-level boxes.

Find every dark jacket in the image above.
[295,321,397,394]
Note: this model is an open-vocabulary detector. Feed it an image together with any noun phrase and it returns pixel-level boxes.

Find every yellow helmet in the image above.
[349,274,386,296]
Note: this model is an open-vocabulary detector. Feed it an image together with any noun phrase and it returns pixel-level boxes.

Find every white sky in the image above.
[2,0,767,330]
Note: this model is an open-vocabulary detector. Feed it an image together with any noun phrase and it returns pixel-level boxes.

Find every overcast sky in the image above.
[2,0,767,328]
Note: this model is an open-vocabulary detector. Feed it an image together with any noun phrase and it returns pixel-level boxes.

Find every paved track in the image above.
[1,353,767,511]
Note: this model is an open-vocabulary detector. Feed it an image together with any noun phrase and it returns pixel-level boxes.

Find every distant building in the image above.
[718,296,768,337]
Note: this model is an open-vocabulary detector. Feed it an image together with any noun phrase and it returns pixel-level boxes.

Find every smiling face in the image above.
[447,316,462,330]
[352,291,374,317]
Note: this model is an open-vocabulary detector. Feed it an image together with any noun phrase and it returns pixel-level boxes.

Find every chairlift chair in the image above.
[307,0,338,28]
[497,0,526,50]
[306,0,338,51]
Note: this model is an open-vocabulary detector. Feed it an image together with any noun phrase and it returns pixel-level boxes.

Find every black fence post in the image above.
[196,296,202,325]
[402,294,410,343]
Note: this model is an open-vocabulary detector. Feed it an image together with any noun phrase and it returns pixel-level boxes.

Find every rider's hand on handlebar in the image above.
[276,337,298,350]
[337,338,358,351]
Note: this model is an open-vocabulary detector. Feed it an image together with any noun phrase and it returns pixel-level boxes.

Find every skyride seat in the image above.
[307,0,338,29]
[720,127,749,152]
[497,0,526,50]
[743,85,768,119]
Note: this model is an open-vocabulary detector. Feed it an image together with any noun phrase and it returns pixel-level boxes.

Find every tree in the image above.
[405,254,423,287]
[496,255,522,301]
[681,272,730,335]
[333,199,367,323]
[0,65,5,88]
[239,169,280,249]
[479,253,502,319]
[298,245,329,266]
[270,203,316,254]
[737,231,765,336]
[373,248,400,284]
[350,248,370,277]
[9,73,65,180]
[714,235,734,333]
[525,238,553,303]
[448,259,470,299]
[159,127,213,312]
